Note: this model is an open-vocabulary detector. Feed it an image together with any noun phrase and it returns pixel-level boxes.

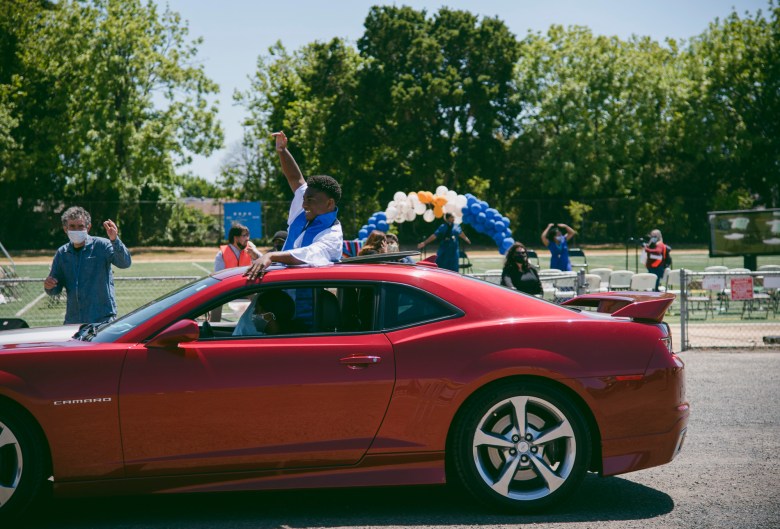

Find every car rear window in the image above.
[382,284,459,330]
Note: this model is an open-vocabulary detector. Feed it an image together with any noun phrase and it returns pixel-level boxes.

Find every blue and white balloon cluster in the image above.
[460,194,515,254]
[357,189,514,254]
[357,211,389,239]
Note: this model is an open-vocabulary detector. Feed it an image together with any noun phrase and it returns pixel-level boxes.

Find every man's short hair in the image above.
[307,175,342,204]
[444,213,455,221]
[61,206,91,227]
[228,223,249,244]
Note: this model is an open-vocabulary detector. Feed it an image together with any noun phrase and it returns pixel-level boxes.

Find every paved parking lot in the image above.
[28,350,780,529]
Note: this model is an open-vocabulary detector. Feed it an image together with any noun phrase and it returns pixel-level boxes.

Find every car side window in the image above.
[382,284,458,330]
[191,283,379,339]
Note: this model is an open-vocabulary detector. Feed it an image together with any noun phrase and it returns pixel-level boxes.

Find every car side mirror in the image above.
[147,319,199,349]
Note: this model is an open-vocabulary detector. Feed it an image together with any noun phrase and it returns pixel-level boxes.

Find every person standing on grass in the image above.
[417,213,470,272]
[541,223,576,271]
[642,228,672,291]
[44,206,132,325]
[214,222,261,272]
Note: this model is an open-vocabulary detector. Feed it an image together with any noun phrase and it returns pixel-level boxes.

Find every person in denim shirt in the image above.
[44,206,132,324]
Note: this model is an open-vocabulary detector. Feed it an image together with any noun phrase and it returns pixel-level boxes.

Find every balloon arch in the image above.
[356,186,515,254]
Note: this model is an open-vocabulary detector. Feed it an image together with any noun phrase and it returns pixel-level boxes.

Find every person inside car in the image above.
[232,290,296,336]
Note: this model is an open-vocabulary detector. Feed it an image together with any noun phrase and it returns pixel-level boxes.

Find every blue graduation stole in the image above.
[282,208,339,252]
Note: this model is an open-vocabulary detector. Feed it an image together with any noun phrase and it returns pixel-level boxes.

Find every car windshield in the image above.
[89,276,219,343]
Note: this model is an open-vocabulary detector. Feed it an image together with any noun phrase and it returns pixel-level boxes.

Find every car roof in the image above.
[212,251,428,281]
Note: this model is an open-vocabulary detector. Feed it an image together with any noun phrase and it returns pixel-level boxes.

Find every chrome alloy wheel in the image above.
[0,419,23,508]
[472,396,576,501]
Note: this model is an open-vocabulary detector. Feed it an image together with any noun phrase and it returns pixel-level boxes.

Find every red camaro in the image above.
[0,259,688,521]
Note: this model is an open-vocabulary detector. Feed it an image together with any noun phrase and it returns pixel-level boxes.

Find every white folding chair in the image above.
[589,268,612,292]
[584,273,606,293]
[608,270,634,291]
[630,273,659,292]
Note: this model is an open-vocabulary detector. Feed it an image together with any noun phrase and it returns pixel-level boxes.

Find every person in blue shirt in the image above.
[540,222,576,271]
[44,206,132,324]
[417,213,471,272]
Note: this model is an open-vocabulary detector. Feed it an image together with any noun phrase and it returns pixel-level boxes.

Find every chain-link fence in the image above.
[0,276,200,327]
[473,268,780,350]
[4,268,779,349]
[677,270,780,349]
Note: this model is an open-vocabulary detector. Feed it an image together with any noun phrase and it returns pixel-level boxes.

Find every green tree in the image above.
[0,0,223,247]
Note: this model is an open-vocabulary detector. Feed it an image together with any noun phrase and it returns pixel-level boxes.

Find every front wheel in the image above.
[0,407,47,522]
[451,381,591,512]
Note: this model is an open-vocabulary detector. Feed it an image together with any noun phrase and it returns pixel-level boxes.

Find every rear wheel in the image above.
[451,382,591,512]
[0,408,46,522]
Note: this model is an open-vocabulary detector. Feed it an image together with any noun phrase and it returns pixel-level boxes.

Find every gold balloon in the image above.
[433,204,444,218]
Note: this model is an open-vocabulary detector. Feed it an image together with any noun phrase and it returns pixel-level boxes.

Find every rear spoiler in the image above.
[562,292,675,323]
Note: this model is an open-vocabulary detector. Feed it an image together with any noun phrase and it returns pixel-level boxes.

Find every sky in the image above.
[154,0,770,182]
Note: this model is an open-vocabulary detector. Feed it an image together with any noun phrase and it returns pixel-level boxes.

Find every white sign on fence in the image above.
[702,276,725,291]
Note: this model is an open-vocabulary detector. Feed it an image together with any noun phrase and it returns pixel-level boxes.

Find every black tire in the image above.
[0,406,47,523]
[451,381,591,512]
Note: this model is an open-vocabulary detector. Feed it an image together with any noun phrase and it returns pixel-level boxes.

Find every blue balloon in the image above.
[368,216,377,225]
[486,208,498,219]
[375,212,386,221]
[358,228,368,239]
[469,203,481,215]
[467,196,477,207]
[377,220,389,232]
[367,223,377,231]
[479,200,489,208]
[487,219,497,231]
[494,220,505,231]
[502,237,514,250]
[502,216,511,226]
[476,212,486,224]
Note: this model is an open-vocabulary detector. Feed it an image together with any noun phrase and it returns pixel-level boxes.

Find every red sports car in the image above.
[0,259,688,521]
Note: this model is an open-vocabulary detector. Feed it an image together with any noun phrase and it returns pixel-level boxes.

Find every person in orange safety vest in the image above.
[642,228,672,291]
[214,223,260,272]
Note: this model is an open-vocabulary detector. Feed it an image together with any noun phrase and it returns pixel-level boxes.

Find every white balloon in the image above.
[388,200,396,209]
[435,185,449,196]
[395,215,405,224]
[394,191,407,202]
[386,206,398,221]
[446,190,457,202]
[414,201,426,215]
[405,208,416,221]
[456,194,468,208]
[444,202,457,214]
[408,192,420,202]
[423,209,435,222]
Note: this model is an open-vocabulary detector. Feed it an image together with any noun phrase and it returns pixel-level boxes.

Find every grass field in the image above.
[2,247,779,327]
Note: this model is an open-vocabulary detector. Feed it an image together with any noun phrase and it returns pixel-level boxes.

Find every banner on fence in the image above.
[703,275,725,291]
[223,202,263,240]
[729,277,754,300]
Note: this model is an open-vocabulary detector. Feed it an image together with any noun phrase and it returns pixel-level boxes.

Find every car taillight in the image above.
[660,336,673,353]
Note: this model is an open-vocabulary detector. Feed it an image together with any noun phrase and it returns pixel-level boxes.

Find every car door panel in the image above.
[119,333,394,477]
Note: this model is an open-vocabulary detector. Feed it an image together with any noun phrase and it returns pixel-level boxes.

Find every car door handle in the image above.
[340,355,382,368]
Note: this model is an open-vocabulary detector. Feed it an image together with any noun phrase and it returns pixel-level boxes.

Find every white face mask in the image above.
[252,311,274,333]
[67,230,88,245]
[387,242,399,253]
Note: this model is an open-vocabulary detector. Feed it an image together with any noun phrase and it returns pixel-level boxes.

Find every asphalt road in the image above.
[26,350,780,529]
